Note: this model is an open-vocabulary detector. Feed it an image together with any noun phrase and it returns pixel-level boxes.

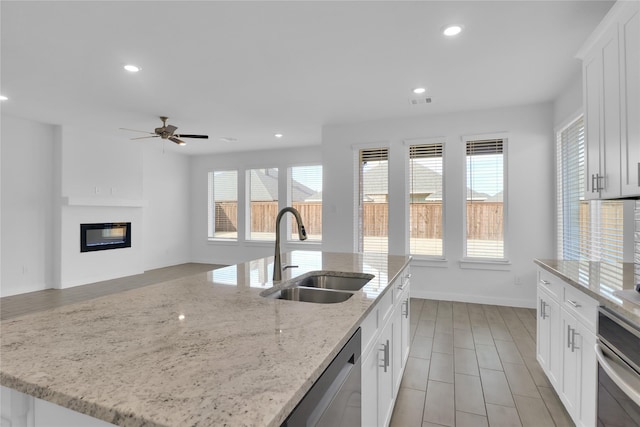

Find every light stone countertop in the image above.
[534,259,640,325]
[0,251,411,427]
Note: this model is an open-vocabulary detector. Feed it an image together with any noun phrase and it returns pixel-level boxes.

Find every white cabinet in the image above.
[580,1,640,199]
[535,267,598,427]
[361,265,411,427]
[536,286,561,388]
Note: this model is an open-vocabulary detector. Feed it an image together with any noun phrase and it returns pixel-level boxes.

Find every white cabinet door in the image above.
[400,293,411,368]
[537,287,561,389]
[576,322,597,427]
[584,25,622,199]
[378,319,394,427]
[560,309,580,418]
[361,345,379,427]
[620,5,640,197]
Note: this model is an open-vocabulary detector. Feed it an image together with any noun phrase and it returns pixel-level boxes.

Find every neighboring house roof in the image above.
[214,169,316,202]
[363,162,498,201]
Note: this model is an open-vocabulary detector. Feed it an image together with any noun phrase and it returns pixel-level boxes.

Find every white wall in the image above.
[142,146,191,270]
[553,70,583,127]
[189,146,322,266]
[322,103,556,308]
[1,115,55,297]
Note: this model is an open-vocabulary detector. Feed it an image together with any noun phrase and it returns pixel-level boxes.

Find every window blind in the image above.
[465,139,505,259]
[249,168,278,241]
[556,116,625,266]
[359,148,389,253]
[409,143,444,257]
[290,165,322,241]
[208,170,238,239]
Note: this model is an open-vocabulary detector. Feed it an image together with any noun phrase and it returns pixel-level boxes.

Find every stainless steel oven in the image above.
[596,307,640,426]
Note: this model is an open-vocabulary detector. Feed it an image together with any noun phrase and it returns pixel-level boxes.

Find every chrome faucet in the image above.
[273,207,307,282]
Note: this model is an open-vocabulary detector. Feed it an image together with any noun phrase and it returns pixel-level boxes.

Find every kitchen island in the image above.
[0,251,411,427]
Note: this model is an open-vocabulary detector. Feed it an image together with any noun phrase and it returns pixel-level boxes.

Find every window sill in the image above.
[458,258,511,271]
[410,257,449,268]
[207,238,239,246]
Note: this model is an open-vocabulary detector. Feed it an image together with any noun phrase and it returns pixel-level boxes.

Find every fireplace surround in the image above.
[80,222,131,252]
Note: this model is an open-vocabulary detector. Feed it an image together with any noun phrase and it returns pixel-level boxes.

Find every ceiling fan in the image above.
[120,116,209,146]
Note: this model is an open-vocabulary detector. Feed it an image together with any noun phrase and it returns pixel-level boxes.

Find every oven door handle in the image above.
[595,341,640,408]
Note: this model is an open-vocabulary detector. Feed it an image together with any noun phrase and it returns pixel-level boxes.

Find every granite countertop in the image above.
[534,259,640,325]
[0,251,411,427]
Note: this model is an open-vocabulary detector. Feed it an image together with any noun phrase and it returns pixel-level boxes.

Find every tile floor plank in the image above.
[424,380,456,426]
[486,404,523,427]
[454,374,486,416]
[513,395,555,427]
[391,387,427,427]
[429,351,455,383]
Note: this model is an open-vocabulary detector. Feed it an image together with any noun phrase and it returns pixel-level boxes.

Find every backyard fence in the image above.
[215,201,504,241]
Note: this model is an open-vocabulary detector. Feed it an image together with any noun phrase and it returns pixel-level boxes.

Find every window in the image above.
[464,138,506,259]
[208,170,238,240]
[358,148,389,253]
[409,143,444,257]
[556,116,625,263]
[248,168,278,240]
[290,165,322,241]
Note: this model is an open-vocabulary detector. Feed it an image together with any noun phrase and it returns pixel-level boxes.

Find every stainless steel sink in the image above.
[293,272,374,291]
[267,287,353,304]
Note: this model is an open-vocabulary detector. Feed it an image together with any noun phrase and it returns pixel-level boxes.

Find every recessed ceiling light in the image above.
[124,64,140,73]
[413,87,426,94]
[0,95,8,101]
[274,133,283,138]
[443,25,463,37]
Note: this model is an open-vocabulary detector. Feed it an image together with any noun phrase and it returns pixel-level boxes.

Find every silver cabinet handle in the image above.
[592,173,598,193]
[540,300,548,319]
[385,339,390,370]
[567,300,581,308]
[403,299,409,318]
[567,325,572,348]
[379,340,390,372]
[571,329,580,352]
[539,279,551,286]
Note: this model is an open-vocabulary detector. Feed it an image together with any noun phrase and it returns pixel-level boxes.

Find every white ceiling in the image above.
[1,1,613,155]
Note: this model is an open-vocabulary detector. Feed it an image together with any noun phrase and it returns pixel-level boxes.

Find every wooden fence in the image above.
[215,201,504,240]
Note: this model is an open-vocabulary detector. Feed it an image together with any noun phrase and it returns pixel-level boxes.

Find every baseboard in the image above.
[410,288,536,309]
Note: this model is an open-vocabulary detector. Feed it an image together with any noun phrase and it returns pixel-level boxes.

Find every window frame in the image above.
[208,169,239,242]
[461,132,510,267]
[403,137,447,260]
[352,141,390,254]
[245,167,280,242]
[287,163,323,243]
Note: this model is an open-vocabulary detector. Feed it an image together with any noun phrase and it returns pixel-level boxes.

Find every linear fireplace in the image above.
[80,222,131,252]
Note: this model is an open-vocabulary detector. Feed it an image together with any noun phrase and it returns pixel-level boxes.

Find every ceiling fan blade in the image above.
[120,128,155,135]
[131,135,159,140]
[169,136,186,146]
[165,125,178,134]
[176,134,209,139]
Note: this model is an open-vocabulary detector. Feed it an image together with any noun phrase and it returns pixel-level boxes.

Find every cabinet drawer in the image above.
[563,285,598,332]
[538,268,563,301]
[394,268,411,304]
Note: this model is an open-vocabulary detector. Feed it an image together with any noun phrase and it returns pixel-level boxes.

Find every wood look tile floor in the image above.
[0,263,222,320]
[390,299,574,427]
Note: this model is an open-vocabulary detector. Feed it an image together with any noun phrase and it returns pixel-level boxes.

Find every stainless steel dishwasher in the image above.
[282,328,361,427]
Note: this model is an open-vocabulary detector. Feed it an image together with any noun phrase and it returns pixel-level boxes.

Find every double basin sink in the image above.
[261,272,374,304]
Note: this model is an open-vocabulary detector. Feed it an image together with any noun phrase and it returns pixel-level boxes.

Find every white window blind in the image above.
[208,170,238,240]
[248,168,278,241]
[465,139,505,259]
[290,165,322,241]
[556,116,625,264]
[409,143,444,257]
[359,148,389,253]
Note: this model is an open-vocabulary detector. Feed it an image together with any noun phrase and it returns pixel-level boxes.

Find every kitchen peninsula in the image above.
[0,251,411,427]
